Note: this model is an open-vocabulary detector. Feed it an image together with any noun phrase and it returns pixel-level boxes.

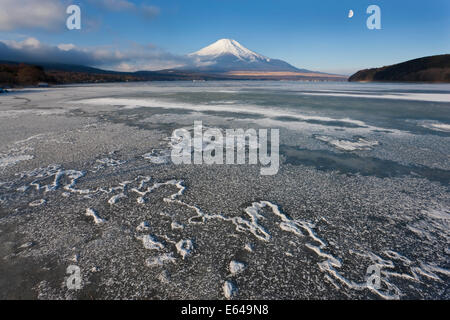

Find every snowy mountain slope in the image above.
[183,39,313,73]
[190,39,269,61]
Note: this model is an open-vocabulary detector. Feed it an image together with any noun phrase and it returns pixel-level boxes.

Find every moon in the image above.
[348,10,354,18]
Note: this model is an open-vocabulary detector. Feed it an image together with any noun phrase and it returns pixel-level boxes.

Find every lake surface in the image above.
[0,81,449,299]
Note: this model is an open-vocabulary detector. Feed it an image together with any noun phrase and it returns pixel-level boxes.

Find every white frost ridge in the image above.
[315,135,379,151]
[223,281,237,299]
[421,122,450,133]
[229,260,246,275]
[136,221,150,232]
[176,239,194,259]
[146,253,176,267]
[29,199,46,207]
[139,235,165,250]
[85,208,106,224]
[0,155,34,168]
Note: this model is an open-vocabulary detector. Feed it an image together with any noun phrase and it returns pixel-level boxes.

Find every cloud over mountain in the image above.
[0,37,190,71]
[0,38,320,74]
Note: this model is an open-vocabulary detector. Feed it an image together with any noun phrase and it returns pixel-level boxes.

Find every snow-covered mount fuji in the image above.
[183,39,315,73]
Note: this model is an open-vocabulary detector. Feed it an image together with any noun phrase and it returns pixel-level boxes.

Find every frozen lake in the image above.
[0,81,449,299]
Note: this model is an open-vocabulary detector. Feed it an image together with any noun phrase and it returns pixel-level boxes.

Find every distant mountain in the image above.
[182,39,318,74]
[0,39,348,87]
[0,61,267,87]
[0,60,116,74]
[34,62,115,74]
[0,61,194,86]
[349,54,450,83]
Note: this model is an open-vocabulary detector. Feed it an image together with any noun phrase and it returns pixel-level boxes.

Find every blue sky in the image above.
[0,0,449,74]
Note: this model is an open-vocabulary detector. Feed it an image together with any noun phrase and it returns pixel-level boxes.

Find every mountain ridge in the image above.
[349,54,450,83]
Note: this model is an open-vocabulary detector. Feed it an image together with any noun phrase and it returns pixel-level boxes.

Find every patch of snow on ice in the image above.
[108,193,127,205]
[145,253,176,267]
[223,280,237,299]
[229,260,246,275]
[85,208,106,225]
[29,199,46,207]
[139,235,165,251]
[0,155,34,168]
[171,221,184,230]
[136,221,150,232]
[315,135,379,151]
[175,239,194,259]
[142,149,171,164]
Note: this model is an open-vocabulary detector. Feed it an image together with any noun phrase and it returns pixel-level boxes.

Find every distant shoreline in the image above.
[0,61,347,89]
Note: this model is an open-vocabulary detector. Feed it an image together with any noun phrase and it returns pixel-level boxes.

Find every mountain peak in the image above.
[190,39,269,62]
[183,38,313,73]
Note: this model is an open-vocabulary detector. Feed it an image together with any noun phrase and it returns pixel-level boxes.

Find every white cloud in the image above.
[2,37,42,49]
[57,43,76,51]
[114,62,134,72]
[0,37,193,71]
[0,0,159,32]
[0,0,65,31]
[89,0,161,19]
